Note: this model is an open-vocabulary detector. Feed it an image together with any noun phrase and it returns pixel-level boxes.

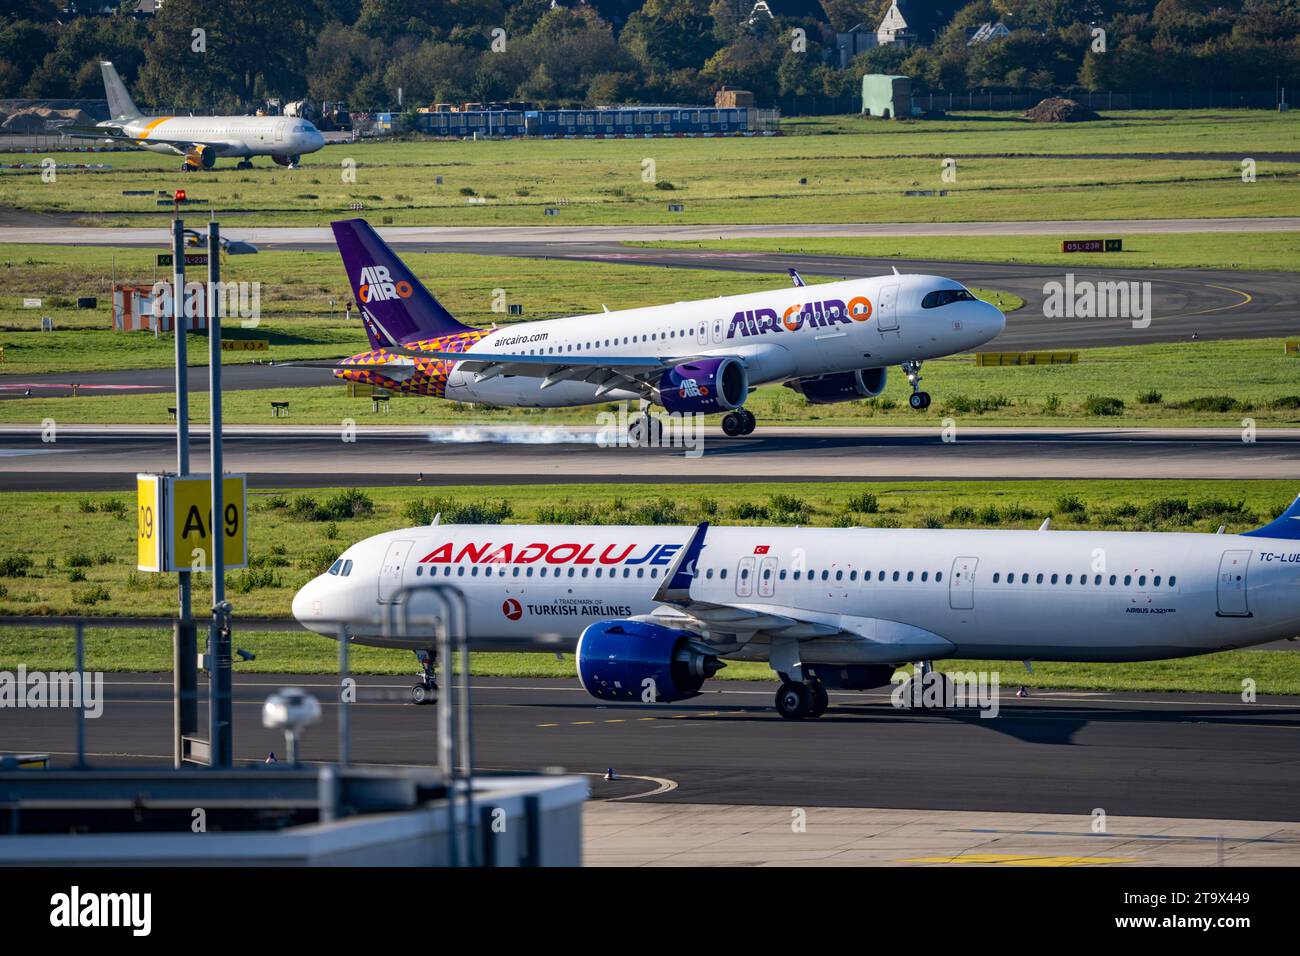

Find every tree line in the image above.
[2,0,1296,112]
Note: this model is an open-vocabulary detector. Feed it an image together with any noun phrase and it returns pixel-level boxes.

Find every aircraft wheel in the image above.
[410,684,436,706]
[721,412,744,437]
[775,681,815,720]
[809,682,829,718]
[737,408,756,435]
[909,391,931,410]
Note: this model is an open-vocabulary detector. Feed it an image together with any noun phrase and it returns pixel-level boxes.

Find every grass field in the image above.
[5,336,1298,427]
[0,479,1296,694]
[638,232,1300,273]
[2,111,1296,226]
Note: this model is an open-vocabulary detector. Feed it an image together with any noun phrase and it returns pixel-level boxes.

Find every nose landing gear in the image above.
[902,360,931,410]
[410,649,438,705]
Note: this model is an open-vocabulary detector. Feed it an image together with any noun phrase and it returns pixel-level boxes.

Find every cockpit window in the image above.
[922,288,977,309]
[328,559,343,575]
[342,559,353,576]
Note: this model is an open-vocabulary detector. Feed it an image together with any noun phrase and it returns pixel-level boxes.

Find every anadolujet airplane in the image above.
[59,62,325,170]
[293,498,1300,718]
[312,220,1006,437]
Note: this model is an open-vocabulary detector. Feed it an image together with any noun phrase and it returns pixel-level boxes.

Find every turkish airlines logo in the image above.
[754,545,770,554]
[502,598,522,621]
[357,265,412,303]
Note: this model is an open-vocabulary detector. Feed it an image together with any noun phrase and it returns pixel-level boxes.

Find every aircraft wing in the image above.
[647,523,953,660]
[386,345,692,397]
[56,123,229,151]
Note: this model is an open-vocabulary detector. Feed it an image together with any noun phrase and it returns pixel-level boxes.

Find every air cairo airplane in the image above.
[59,62,325,170]
[293,499,1300,718]
[318,219,1006,437]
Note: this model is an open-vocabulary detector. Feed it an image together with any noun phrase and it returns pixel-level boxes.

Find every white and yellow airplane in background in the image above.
[59,61,325,170]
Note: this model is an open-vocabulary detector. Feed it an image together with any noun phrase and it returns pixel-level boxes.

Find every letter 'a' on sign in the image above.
[136,473,166,572]
[167,474,248,572]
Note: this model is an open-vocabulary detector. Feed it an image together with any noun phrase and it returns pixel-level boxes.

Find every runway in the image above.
[9,674,1300,823]
[1,424,1297,489]
[4,216,1299,244]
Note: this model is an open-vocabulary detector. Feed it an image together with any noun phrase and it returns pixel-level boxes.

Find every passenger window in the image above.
[936,572,943,582]
[1124,575,1132,586]
[993,573,1000,583]
[1065,574,1073,584]
[1051,574,1059,584]
[1169,575,1176,586]
[892,571,900,581]
[1153,575,1161,586]
[1036,573,1044,584]
[906,571,914,582]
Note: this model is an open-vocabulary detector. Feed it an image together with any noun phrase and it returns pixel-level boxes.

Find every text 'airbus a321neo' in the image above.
[315,219,1005,437]
[293,497,1300,718]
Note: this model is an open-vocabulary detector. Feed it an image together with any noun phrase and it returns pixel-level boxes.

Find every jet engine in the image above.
[786,367,887,404]
[183,145,216,170]
[658,357,748,414]
[577,620,724,703]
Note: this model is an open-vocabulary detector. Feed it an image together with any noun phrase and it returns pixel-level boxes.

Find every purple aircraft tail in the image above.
[331,219,474,348]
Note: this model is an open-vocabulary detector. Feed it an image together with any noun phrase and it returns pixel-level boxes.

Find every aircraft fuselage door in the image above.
[949,556,977,610]
[1216,550,1251,617]
[757,555,778,598]
[378,539,414,603]
[877,283,899,332]
[697,321,708,346]
[710,317,724,345]
[736,556,756,597]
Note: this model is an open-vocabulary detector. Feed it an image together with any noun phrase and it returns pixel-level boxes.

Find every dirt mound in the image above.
[1022,97,1100,122]
[1,107,94,132]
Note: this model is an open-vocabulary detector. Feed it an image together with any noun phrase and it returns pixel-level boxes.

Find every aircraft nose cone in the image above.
[983,300,1006,338]
[292,577,321,625]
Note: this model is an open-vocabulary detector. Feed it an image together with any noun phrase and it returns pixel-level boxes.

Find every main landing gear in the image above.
[721,407,756,437]
[902,360,931,410]
[410,649,438,705]
[236,159,254,170]
[775,676,829,720]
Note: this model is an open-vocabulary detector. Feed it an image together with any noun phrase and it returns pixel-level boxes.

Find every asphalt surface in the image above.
[3,424,1298,488]
[10,674,1299,821]
[4,217,1300,242]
